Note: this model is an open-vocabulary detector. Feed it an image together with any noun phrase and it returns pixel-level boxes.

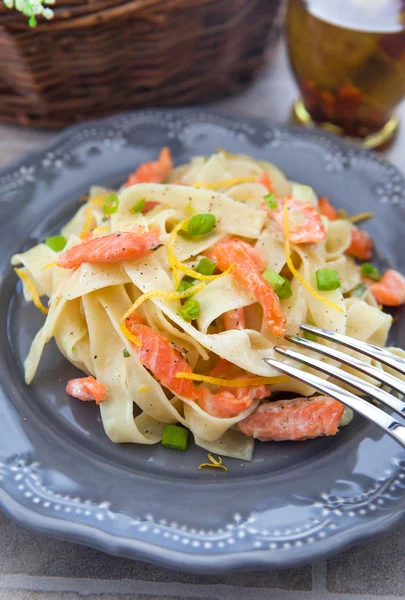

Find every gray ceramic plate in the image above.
[0,109,405,572]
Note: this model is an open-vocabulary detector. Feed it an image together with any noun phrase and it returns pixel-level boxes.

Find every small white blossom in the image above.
[3,0,55,23]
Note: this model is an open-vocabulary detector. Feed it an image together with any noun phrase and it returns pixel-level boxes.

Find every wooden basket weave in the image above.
[0,0,285,128]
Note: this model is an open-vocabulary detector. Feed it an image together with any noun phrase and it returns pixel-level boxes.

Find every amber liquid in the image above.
[287,0,405,138]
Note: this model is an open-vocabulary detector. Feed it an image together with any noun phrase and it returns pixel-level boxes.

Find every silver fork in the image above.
[264,324,405,448]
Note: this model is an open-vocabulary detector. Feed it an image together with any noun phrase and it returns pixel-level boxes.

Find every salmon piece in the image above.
[208,358,238,379]
[66,376,107,405]
[257,172,276,193]
[205,237,285,336]
[125,148,173,187]
[199,378,270,419]
[370,269,405,306]
[264,198,326,244]
[223,307,246,330]
[56,229,161,268]
[142,201,160,213]
[125,317,198,400]
[237,396,345,441]
[346,228,372,260]
[318,196,337,220]
[126,316,269,417]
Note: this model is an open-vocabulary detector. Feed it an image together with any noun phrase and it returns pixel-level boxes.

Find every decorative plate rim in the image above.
[0,107,405,572]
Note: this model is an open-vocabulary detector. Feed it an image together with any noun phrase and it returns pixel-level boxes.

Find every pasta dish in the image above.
[12,149,405,460]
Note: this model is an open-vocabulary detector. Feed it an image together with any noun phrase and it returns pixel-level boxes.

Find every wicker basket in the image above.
[0,0,285,128]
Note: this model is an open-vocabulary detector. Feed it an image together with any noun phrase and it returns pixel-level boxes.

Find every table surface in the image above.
[1,43,405,600]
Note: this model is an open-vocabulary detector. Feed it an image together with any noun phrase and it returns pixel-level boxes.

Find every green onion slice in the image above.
[131,198,146,214]
[161,424,189,452]
[188,214,216,236]
[315,268,341,291]
[45,235,67,252]
[178,298,201,320]
[103,193,119,215]
[264,192,278,209]
[360,263,381,282]
[197,257,216,276]
[303,320,316,341]
[177,278,194,292]
[263,268,293,299]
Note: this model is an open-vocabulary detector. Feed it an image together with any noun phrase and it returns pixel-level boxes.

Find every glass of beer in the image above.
[286,0,405,149]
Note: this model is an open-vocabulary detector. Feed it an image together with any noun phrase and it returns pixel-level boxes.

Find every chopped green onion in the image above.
[197,257,216,276]
[263,268,293,299]
[264,192,278,209]
[203,156,210,163]
[351,283,367,297]
[303,320,316,341]
[29,15,37,27]
[188,214,216,236]
[131,198,146,214]
[45,235,67,252]
[123,349,130,358]
[103,193,119,215]
[161,424,189,452]
[102,216,109,222]
[360,263,381,282]
[315,268,341,291]
[178,298,201,320]
[177,278,194,292]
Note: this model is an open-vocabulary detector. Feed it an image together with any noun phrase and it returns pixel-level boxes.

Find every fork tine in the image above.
[286,334,405,397]
[263,357,405,448]
[274,345,405,417]
[300,324,405,375]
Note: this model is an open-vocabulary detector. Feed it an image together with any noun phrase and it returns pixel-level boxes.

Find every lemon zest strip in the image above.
[14,268,48,315]
[168,219,233,284]
[120,283,206,347]
[191,176,257,190]
[198,453,228,471]
[348,212,375,224]
[42,262,56,270]
[167,220,188,288]
[79,193,111,238]
[120,322,143,347]
[175,372,287,387]
[92,226,110,235]
[283,202,344,314]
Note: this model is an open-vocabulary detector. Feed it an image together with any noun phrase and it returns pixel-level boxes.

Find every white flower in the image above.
[3,0,55,20]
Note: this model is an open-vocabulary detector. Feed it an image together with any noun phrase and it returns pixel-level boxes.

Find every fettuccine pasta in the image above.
[12,149,405,461]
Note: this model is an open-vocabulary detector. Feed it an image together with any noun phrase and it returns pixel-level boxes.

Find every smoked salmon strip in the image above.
[199,379,270,419]
[370,269,405,306]
[125,317,198,400]
[125,148,173,187]
[223,307,246,330]
[346,228,373,260]
[318,196,337,220]
[126,316,271,417]
[264,198,326,244]
[205,237,286,337]
[56,229,161,268]
[237,396,345,441]
[257,172,276,193]
[66,376,107,405]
